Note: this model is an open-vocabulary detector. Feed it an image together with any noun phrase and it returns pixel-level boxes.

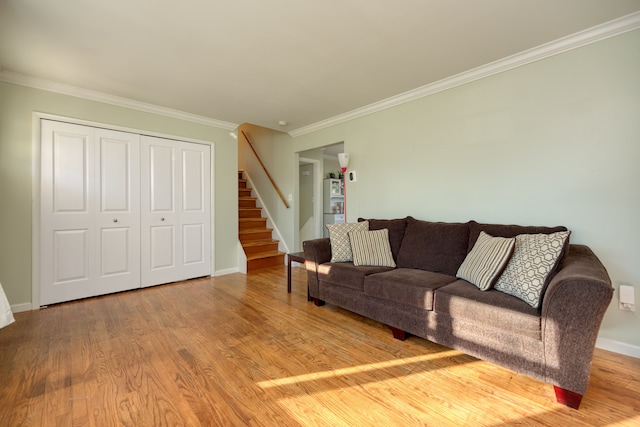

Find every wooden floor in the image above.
[1,266,639,426]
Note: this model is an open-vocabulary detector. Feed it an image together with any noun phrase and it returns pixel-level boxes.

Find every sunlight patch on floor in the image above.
[257,350,463,388]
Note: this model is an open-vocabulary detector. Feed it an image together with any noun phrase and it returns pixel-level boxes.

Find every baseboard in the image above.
[214,267,240,277]
[596,337,640,359]
[10,303,33,313]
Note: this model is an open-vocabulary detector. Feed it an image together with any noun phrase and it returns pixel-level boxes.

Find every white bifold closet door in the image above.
[140,135,211,287]
[40,121,141,305]
[40,120,211,306]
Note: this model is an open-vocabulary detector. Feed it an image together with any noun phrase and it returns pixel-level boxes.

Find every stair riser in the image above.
[239,210,262,218]
[239,189,252,197]
[240,231,272,242]
[239,223,267,231]
[247,254,285,271]
[239,199,257,208]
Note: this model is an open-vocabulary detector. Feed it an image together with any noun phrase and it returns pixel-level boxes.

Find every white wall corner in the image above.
[237,240,248,275]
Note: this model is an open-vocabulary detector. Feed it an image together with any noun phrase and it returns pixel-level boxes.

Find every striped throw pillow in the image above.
[456,231,515,291]
[348,229,396,267]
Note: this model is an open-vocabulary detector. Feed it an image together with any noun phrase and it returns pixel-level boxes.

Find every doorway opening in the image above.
[297,142,344,249]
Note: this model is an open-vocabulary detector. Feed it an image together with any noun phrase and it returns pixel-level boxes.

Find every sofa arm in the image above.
[541,244,613,396]
[303,238,331,299]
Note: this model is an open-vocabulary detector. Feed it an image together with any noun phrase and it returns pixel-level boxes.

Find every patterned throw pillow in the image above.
[456,231,515,291]
[494,231,570,308]
[326,221,369,262]
[348,229,396,267]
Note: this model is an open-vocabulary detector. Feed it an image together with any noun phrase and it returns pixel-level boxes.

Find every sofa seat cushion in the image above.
[396,217,470,276]
[434,280,542,340]
[364,268,456,310]
[318,262,394,292]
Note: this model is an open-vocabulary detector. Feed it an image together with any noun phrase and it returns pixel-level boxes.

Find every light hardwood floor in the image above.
[1,266,638,426]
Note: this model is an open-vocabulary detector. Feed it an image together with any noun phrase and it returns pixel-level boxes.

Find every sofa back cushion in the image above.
[396,217,470,276]
[358,217,408,261]
[467,221,567,253]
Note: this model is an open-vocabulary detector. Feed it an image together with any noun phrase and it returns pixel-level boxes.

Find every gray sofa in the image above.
[303,217,613,409]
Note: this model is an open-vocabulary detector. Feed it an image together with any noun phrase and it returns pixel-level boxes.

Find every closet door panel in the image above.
[141,136,210,287]
[180,145,211,279]
[150,225,176,269]
[183,149,204,211]
[41,121,97,305]
[54,229,90,283]
[95,129,141,291]
[100,227,130,276]
[141,136,181,286]
[100,138,130,211]
[52,133,90,213]
[149,145,175,212]
[40,121,141,305]
[183,224,204,265]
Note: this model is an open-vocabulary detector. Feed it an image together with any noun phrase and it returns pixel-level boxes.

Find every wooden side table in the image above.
[287,252,309,300]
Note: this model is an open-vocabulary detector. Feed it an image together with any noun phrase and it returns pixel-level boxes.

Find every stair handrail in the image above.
[241,130,290,209]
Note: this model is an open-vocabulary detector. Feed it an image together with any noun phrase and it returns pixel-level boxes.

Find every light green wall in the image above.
[0,81,239,307]
[290,30,640,350]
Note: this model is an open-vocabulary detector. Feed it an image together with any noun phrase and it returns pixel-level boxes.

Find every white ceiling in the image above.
[2,0,640,133]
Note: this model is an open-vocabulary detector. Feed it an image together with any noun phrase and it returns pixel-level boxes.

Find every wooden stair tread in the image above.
[239,228,273,235]
[246,250,286,261]
[242,239,278,247]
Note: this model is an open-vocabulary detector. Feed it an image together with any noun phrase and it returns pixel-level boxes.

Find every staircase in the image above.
[238,171,286,272]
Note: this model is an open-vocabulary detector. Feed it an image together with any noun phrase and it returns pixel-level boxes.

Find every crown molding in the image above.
[2,10,638,136]
[0,70,238,130]
[289,11,640,137]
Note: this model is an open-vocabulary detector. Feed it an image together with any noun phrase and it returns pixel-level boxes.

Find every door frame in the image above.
[297,157,322,250]
[31,112,216,309]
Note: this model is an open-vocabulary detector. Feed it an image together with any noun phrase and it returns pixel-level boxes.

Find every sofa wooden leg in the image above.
[553,386,583,409]
[313,298,325,306]
[389,327,407,341]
